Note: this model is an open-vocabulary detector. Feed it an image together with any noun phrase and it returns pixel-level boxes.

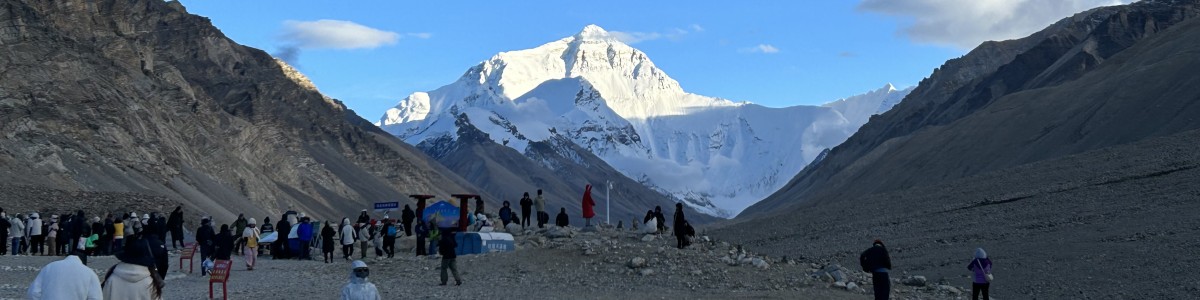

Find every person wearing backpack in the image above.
[242,219,260,270]
[414,219,428,256]
[381,219,397,258]
[860,239,892,300]
[968,248,993,300]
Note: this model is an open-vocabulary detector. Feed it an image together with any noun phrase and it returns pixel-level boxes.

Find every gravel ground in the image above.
[0,226,964,300]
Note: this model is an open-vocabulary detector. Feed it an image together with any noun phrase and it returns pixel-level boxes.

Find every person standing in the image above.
[339,218,356,261]
[672,203,688,249]
[581,185,596,228]
[414,219,428,256]
[242,219,260,270]
[860,239,893,300]
[274,214,291,259]
[111,216,124,255]
[27,248,103,300]
[357,221,371,259]
[27,213,43,255]
[401,205,415,237]
[341,260,381,300]
[356,210,370,225]
[10,213,25,255]
[427,223,440,256]
[44,216,58,256]
[968,248,993,300]
[653,207,666,234]
[519,193,533,228]
[555,208,569,227]
[232,214,247,254]
[0,210,9,255]
[213,225,234,260]
[298,215,314,260]
[438,230,462,286]
[196,217,215,263]
[534,189,547,228]
[321,221,336,263]
[166,206,184,250]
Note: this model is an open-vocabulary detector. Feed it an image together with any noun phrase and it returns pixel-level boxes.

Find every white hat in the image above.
[248,218,257,225]
[142,214,150,219]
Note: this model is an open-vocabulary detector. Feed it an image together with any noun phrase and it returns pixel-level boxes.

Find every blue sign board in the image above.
[373,201,400,210]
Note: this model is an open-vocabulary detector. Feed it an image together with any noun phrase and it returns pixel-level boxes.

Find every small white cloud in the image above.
[608,31,663,44]
[740,44,780,54]
[608,24,703,44]
[280,19,399,49]
[859,0,1132,49]
[406,32,433,39]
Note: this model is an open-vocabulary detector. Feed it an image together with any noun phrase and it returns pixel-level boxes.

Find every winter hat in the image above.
[873,239,884,246]
[30,213,39,219]
[350,260,370,281]
[248,218,257,225]
[975,248,987,259]
[142,214,150,220]
[130,212,138,218]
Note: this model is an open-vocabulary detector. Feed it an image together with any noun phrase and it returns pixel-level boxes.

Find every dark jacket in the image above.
[357,212,370,225]
[415,222,428,238]
[167,209,183,230]
[214,229,234,260]
[673,209,687,236]
[321,225,336,252]
[555,210,569,227]
[499,206,512,223]
[859,244,892,272]
[196,224,215,247]
[519,197,533,212]
[401,207,415,224]
[438,234,456,259]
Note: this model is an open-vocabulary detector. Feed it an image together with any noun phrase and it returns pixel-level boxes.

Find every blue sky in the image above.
[178,0,1127,121]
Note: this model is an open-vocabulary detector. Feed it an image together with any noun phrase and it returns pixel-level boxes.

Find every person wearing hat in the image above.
[340,260,380,300]
[859,239,893,300]
[196,217,216,264]
[242,218,261,270]
[44,215,58,256]
[27,248,102,299]
[339,218,356,261]
[968,248,994,300]
[26,213,43,255]
[102,237,165,300]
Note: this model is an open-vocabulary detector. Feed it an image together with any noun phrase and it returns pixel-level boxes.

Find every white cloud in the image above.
[740,44,780,54]
[859,0,1132,49]
[280,19,400,49]
[609,24,703,44]
[406,32,433,39]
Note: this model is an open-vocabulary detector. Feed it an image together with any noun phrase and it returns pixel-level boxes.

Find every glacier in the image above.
[377,25,911,217]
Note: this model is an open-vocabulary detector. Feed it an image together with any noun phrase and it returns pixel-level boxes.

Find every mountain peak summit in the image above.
[576,24,612,41]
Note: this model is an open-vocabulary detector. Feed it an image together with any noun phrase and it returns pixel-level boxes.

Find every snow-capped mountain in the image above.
[378,25,911,217]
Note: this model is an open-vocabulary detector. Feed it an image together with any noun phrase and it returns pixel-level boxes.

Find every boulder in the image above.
[505,223,522,234]
[721,256,738,266]
[751,258,769,269]
[641,234,656,242]
[846,282,865,293]
[936,285,962,295]
[545,227,575,238]
[627,257,647,269]
[639,268,655,276]
[901,275,927,287]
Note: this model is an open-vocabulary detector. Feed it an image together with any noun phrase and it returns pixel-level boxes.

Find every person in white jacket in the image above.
[340,218,356,261]
[26,213,43,255]
[102,238,164,300]
[9,214,25,255]
[27,250,102,300]
[340,260,381,300]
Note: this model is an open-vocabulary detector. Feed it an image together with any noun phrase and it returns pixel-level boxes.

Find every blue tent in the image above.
[422,200,460,228]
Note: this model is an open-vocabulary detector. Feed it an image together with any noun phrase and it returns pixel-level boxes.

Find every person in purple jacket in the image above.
[968,248,993,300]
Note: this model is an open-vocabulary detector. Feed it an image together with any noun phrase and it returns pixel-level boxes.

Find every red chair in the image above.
[179,243,198,273]
[209,260,232,299]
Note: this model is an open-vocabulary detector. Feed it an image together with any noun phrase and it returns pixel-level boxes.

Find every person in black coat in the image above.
[438,230,462,286]
[401,205,415,237]
[213,225,234,260]
[860,239,893,300]
[519,193,533,228]
[555,208,569,227]
[653,206,666,233]
[498,201,513,227]
[321,221,336,263]
[274,216,291,259]
[196,218,215,261]
[672,203,688,249]
[167,206,184,249]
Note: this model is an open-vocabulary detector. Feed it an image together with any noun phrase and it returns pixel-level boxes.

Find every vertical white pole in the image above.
[606,180,611,224]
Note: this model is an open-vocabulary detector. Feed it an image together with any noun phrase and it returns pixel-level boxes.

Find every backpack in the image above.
[386,224,397,237]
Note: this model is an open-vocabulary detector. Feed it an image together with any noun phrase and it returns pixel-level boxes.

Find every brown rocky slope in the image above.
[0,0,480,222]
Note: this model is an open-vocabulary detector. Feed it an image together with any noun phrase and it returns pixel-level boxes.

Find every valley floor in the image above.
[0,226,964,300]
